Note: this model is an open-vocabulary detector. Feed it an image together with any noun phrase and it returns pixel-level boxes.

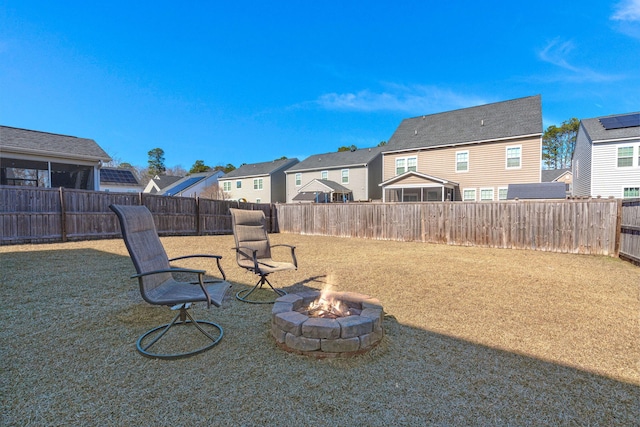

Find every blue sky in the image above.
[1,1,639,170]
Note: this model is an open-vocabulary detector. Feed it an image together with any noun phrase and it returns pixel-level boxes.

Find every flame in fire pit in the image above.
[306,286,351,319]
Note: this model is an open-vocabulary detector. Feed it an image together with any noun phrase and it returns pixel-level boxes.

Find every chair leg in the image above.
[235,275,287,304]
[136,304,224,360]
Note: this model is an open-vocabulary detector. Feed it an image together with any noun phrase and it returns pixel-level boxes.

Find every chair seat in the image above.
[238,258,296,274]
[146,280,229,307]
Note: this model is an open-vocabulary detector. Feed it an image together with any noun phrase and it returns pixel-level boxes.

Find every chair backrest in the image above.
[230,208,272,266]
[110,204,173,295]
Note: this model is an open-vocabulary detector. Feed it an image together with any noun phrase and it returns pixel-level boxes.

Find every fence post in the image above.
[59,187,67,242]
[196,197,201,236]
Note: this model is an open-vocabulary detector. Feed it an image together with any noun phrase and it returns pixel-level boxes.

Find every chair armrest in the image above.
[168,254,226,281]
[271,244,298,268]
[234,245,260,272]
[131,267,206,279]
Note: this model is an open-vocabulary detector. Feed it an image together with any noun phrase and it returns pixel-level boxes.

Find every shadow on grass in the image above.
[1,248,638,425]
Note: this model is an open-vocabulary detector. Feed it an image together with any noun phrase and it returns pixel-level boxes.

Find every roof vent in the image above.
[481,119,484,126]
[414,129,418,135]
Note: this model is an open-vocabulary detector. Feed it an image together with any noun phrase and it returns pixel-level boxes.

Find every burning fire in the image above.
[306,286,351,319]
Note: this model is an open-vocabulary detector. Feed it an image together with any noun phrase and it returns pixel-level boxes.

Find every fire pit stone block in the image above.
[274,311,308,335]
[359,327,384,349]
[360,308,384,329]
[302,318,341,339]
[321,337,360,353]
[337,315,373,339]
[285,333,320,352]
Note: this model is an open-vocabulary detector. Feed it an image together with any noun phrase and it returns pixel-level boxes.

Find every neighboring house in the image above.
[160,170,225,197]
[292,179,353,203]
[379,95,543,202]
[572,112,640,199]
[99,168,143,193]
[284,147,384,203]
[218,158,299,203]
[143,174,183,194]
[542,168,572,197]
[0,125,111,190]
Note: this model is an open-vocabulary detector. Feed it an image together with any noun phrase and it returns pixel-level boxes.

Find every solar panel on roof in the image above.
[599,113,640,130]
[165,176,203,195]
[100,169,138,184]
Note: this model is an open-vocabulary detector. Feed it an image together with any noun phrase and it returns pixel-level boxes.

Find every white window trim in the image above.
[321,170,328,180]
[622,186,640,198]
[341,169,349,184]
[222,181,231,192]
[505,145,522,170]
[463,188,476,201]
[456,150,469,173]
[617,146,634,168]
[395,156,417,175]
[498,186,508,200]
[295,173,301,186]
[480,187,494,201]
[236,180,242,188]
[253,178,263,190]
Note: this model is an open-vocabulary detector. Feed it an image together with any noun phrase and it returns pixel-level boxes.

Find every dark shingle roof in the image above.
[0,125,111,161]
[385,95,542,153]
[580,112,640,142]
[286,147,384,172]
[222,158,299,179]
[507,182,566,200]
[541,169,571,182]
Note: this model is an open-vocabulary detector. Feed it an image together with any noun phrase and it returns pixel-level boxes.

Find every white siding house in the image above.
[572,112,640,198]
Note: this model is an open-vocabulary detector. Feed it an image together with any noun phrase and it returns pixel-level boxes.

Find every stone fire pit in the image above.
[271,290,384,358]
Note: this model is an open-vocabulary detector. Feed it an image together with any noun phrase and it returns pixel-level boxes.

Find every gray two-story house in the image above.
[285,147,384,203]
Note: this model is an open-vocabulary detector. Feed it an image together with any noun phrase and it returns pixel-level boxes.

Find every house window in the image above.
[253,178,263,190]
[506,146,521,169]
[341,169,349,184]
[295,173,301,186]
[463,189,476,201]
[407,157,417,172]
[498,187,508,200]
[256,198,261,203]
[223,181,231,192]
[396,157,416,175]
[236,180,241,188]
[456,151,469,172]
[480,188,494,201]
[623,187,640,198]
[321,170,328,180]
[618,146,633,167]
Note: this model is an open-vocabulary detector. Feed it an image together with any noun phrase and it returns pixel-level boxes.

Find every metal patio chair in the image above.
[230,208,297,304]
[110,204,231,359]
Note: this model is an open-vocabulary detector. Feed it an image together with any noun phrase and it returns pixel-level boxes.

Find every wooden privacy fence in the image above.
[619,199,640,265]
[1,186,636,260]
[0,186,274,245]
[276,200,621,256]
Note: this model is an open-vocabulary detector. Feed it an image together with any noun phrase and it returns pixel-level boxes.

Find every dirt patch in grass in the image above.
[1,234,638,425]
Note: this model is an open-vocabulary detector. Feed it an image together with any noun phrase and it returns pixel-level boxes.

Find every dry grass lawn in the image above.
[1,233,639,426]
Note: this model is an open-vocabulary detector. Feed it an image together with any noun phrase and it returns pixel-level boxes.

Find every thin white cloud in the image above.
[315,85,488,115]
[538,38,621,82]
[611,0,640,39]
[611,0,640,21]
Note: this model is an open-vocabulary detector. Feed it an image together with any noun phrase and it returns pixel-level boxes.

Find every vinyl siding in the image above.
[571,124,593,197]
[383,136,541,200]
[591,140,640,198]
[220,175,273,203]
[286,166,370,203]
